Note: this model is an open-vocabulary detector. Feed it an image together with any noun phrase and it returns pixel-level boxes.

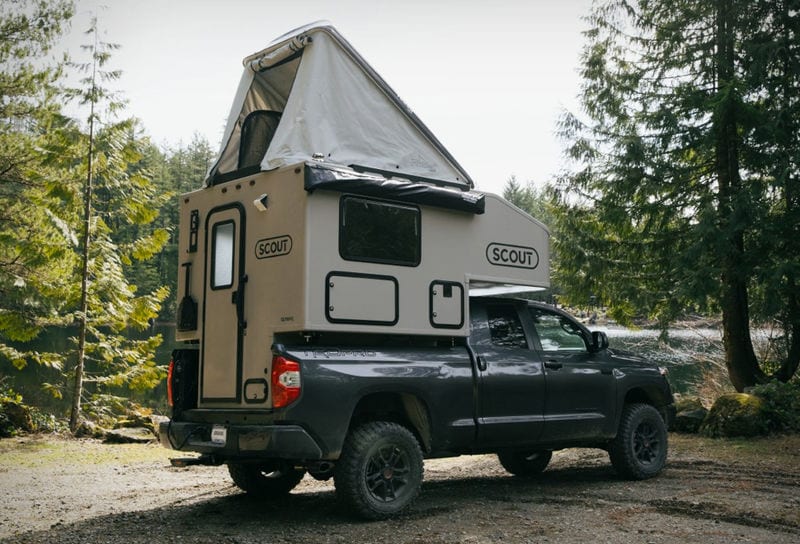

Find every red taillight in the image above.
[167,358,175,408]
[271,355,301,408]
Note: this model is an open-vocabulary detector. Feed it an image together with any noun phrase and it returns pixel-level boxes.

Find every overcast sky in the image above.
[58,0,592,195]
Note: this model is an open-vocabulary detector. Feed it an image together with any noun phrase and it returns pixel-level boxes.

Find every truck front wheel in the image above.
[227,461,305,498]
[608,403,668,480]
[334,421,424,520]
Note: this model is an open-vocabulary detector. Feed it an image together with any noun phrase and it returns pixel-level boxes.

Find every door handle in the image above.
[544,361,563,370]
[476,356,487,372]
[231,274,248,330]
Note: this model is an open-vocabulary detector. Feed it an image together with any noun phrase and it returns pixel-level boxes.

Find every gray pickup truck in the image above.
[161,296,675,519]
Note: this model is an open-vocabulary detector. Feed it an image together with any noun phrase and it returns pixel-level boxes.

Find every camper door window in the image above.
[339,196,420,267]
[211,221,235,289]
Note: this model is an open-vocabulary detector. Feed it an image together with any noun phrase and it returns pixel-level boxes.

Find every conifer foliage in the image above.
[0,0,77,370]
[0,2,169,430]
[554,0,800,389]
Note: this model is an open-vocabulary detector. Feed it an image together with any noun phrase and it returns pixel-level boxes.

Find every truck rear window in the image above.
[339,196,420,267]
[487,305,528,349]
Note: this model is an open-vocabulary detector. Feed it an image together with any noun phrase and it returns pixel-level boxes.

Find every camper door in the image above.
[201,204,246,403]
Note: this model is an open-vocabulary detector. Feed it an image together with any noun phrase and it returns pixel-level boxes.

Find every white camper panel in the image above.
[302,184,549,336]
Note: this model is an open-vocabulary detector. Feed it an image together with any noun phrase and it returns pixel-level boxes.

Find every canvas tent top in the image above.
[207,22,474,189]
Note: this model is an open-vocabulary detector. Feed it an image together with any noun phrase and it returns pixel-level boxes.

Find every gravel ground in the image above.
[1,434,798,543]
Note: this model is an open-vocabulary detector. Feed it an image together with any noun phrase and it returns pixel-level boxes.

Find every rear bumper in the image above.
[159,420,324,460]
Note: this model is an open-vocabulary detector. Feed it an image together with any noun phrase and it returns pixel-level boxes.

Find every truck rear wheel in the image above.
[227,461,305,498]
[497,449,552,477]
[608,403,668,480]
[334,421,424,520]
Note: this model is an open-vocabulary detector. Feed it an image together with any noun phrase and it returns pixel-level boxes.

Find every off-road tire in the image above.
[334,421,424,520]
[497,449,552,477]
[609,403,668,480]
[227,461,306,498]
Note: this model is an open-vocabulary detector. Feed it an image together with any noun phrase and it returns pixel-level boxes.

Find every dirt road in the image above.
[1,434,798,543]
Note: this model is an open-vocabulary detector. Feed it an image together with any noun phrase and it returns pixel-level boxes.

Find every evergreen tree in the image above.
[554,0,799,389]
[158,135,214,320]
[502,175,551,225]
[0,0,75,372]
[66,16,169,429]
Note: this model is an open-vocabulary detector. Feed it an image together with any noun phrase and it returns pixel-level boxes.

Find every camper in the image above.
[160,22,674,520]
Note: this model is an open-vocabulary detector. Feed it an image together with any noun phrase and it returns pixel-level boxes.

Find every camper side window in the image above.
[339,196,420,267]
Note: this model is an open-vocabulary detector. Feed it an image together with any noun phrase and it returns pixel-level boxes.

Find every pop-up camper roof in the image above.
[207,22,473,188]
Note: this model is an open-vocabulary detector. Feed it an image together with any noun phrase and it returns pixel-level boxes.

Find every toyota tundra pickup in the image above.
[161,296,674,519]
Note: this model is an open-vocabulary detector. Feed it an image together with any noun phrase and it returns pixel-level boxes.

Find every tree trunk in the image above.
[719,276,763,390]
[69,128,92,432]
[714,0,763,392]
[69,33,98,433]
[774,0,800,383]
[776,278,800,382]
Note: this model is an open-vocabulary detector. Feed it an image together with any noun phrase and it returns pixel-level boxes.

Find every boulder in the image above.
[104,426,156,444]
[674,408,709,433]
[700,393,767,438]
[73,419,107,439]
[671,396,708,433]
[0,401,35,437]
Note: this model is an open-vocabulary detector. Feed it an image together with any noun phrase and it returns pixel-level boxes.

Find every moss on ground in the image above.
[0,435,172,469]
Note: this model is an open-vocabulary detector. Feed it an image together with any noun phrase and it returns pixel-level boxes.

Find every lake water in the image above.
[600,326,724,394]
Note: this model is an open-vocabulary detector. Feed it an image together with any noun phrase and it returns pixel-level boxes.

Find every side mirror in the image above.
[591,331,609,352]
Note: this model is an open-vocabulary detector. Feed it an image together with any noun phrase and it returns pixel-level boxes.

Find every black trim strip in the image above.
[349,164,468,191]
[210,165,261,185]
[305,163,485,215]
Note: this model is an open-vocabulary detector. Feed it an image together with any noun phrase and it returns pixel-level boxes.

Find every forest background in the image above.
[1,0,798,435]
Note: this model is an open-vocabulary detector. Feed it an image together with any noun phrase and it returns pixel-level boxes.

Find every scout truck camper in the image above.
[172,22,550,408]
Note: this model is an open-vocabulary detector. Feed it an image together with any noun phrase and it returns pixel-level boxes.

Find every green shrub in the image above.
[750,380,800,433]
[0,379,64,436]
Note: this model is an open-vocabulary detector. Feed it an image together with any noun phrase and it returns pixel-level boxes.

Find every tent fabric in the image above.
[211,56,301,178]
[207,23,473,188]
[304,163,486,215]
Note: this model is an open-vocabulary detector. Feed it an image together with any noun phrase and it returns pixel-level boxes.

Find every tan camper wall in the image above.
[177,163,549,339]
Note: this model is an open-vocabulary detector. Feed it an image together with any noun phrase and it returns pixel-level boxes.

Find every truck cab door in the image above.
[470,301,545,448]
[524,306,616,441]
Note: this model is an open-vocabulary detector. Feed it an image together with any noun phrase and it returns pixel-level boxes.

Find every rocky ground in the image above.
[0,433,798,544]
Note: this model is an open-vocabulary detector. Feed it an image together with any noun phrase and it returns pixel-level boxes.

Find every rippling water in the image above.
[598,326,724,394]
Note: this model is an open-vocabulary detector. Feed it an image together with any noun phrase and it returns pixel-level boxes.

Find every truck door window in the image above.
[487,306,528,348]
[211,221,235,289]
[529,308,587,352]
[339,196,420,267]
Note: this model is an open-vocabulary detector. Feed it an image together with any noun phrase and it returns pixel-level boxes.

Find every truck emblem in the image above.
[486,243,539,270]
[255,235,293,259]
